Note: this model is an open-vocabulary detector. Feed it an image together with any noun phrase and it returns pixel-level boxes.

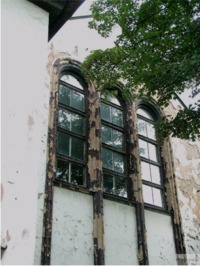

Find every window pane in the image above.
[137,119,147,137]
[102,148,113,171]
[71,90,85,111]
[139,139,148,159]
[147,122,156,140]
[102,126,112,145]
[56,159,69,182]
[143,184,153,205]
[102,94,121,106]
[102,126,123,150]
[104,174,114,194]
[59,84,70,106]
[58,109,71,130]
[137,108,153,120]
[112,107,123,127]
[71,113,85,135]
[61,74,83,90]
[71,137,84,160]
[101,103,111,123]
[151,165,161,184]
[113,152,124,173]
[115,177,127,197]
[153,188,163,207]
[141,161,151,182]
[112,129,123,150]
[71,164,84,185]
[148,143,158,162]
[57,132,70,156]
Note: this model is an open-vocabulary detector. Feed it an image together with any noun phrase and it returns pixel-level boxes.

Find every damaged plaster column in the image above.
[127,102,149,265]
[87,83,105,265]
[41,56,61,265]
[162,138,187,265]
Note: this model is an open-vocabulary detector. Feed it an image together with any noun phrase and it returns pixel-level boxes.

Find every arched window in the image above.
[137,107,164,208]
[101,93,128,197]
[56,72,87,186]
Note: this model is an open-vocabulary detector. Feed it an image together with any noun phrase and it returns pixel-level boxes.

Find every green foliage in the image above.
[81,0,200,140]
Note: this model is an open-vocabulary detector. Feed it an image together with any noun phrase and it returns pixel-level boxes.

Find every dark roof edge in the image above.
[27,0,85,41]
[48,0,85,41]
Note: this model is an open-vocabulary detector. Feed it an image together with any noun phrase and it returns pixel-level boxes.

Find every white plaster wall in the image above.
[51,187,94,265]
[1,0,49,264]
[145,210,177,265]
[104,200,138,265]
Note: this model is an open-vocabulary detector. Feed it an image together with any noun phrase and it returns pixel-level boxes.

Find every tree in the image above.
[81,0,200,141]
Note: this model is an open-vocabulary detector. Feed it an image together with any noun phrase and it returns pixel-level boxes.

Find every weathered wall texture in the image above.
[51,187,94,265]
[104,200,138,265]
[145,210,177,265]
[171,138,200,257]
[1,0,49,264]
[164,102,200,262]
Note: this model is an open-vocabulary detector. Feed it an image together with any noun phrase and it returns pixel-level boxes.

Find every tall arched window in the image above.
[101,93,128,197]
[137,107,164,208]
[56,72,87,186]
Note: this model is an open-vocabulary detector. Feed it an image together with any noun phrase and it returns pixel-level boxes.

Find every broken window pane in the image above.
[56,159,69,182]
[71,164,84,185]
[115,177,127,197]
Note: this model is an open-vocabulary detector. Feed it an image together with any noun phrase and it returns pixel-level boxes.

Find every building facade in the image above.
[1,0,200,265]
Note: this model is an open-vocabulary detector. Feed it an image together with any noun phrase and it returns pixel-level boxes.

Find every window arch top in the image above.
[60,74,83,90]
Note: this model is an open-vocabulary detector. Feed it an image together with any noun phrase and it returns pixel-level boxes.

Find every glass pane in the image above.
[147,122,156,140]
[101,103,111,123]
[58,109,71,130]
[137,108,153,120]
[71,90,85,111]
[56,159,69,182]
[104,173,114,194]
[113,152,124,173]
[102,126,112,145]
[107,94,121,106]
[139,139,148,159]
[71,164,84,185]
[143,184,153,205]
[57,132,70,156]
[149,143,158,162]
[137,119,147,137]
[71,137,84,160]
[102,126,123,150]
[102,148,113,170]
[112,129,123,150]
[153,188,163,207]
[141,161,151,182]
[61,74,83,90]
[115,177,127,197]
[151,165,161,184]
[112,107,123,127]
[59,84,70,106]
[71,113,85,135]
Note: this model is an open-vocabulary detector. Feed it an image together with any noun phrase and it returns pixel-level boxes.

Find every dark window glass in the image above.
[101,93,127,198]
[56,72,86,186]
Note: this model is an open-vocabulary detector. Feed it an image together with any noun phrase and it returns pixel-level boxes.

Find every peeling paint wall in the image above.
[171,138,200,256]
[51,187,94,265]
[145,210,177,265]
[1,0,49,264]
[104,200,138,265]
